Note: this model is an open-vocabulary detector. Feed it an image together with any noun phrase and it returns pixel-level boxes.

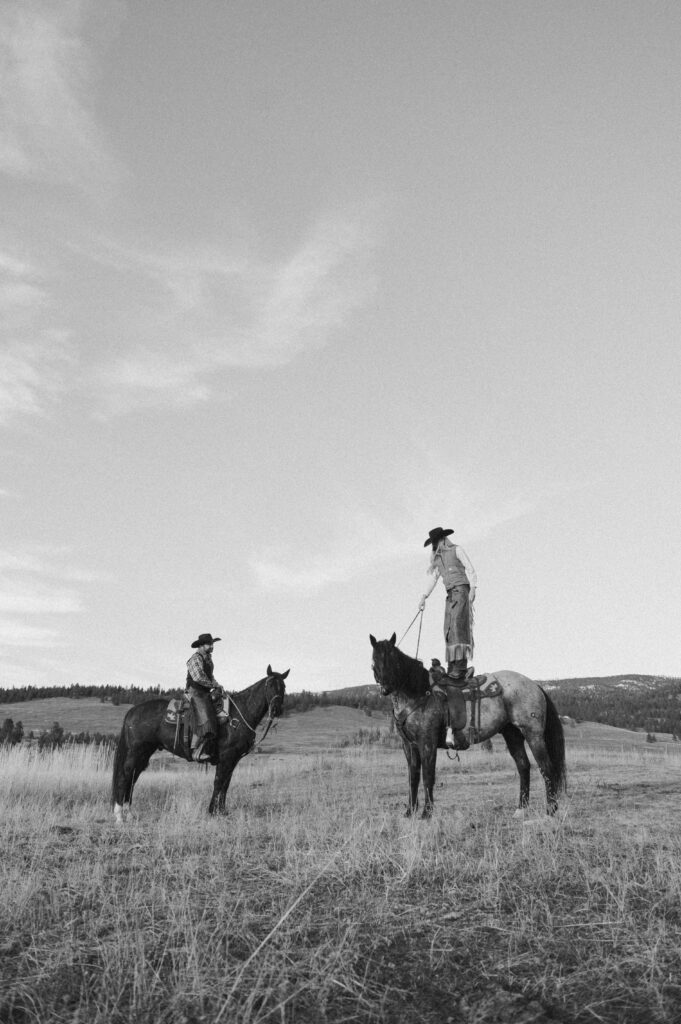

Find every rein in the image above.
[227,679,280,754]
[397,608,424,658]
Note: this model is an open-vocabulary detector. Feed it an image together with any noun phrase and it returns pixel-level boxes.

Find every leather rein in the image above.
[227,676,282,753]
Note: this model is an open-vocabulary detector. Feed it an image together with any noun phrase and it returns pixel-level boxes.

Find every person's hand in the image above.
[418,596,426,612]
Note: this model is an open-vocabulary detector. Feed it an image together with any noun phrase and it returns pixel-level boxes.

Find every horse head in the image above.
[369,633,400,695]
[265,664,289,717]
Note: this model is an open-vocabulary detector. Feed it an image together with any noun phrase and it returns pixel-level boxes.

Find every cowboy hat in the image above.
[190,633,221,648]
[423,527,454,548]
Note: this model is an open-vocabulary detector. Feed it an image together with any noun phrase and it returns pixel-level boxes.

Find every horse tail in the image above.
[111,716,130,807]
[540,687,567,794]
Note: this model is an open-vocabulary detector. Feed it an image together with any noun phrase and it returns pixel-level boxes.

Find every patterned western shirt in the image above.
[186,651,217,690]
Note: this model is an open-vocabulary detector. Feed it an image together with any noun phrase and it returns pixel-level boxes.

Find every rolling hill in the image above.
[1,670,680,740]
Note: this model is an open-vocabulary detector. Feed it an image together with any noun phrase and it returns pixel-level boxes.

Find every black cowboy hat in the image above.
[190,633,221,648]
[423,527,454,548]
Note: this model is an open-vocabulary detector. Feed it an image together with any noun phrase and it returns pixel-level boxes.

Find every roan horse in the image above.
[111,667,288,822]
[370,634,566,819]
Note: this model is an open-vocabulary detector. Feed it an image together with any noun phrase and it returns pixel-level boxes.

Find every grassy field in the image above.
[1,729,681,1024]
[0,699,383,743]
[0,697,133,735]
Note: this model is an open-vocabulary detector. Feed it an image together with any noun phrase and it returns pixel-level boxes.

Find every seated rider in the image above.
[186,632,228,763]
[429,658,470,751]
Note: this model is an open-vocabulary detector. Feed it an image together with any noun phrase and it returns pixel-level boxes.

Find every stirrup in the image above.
[193,741,212,763]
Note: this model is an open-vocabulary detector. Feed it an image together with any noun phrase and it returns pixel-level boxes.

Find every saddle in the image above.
[429,669,502,743]
[164,695,194,754]
[164,691,230,759]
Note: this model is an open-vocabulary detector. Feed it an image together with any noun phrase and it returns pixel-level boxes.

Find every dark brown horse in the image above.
[111,667,288,821]
[370,634,566,819]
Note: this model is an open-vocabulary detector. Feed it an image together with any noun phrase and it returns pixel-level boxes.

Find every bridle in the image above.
[228,673,284,750]
[372,645,399,696]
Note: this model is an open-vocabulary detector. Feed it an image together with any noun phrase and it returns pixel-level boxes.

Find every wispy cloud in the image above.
[0,622,62,649]
[0,545,94,653]
[94,213,376,412]
[247,215,374,367]
[0,0,118,188]
[0,337,75,425]
[249,464,536,594]
[0,250,76,424]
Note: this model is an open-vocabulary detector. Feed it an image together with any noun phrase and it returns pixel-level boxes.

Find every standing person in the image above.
[418,527,477,680]
[186,633,222,763]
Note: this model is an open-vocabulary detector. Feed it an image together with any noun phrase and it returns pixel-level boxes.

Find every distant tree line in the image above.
[3,676,681,735]
[0,683,181,705]
[1,716,117,751]
[547,677,681,737]
[0,683,392,714]
[1,717,24,745]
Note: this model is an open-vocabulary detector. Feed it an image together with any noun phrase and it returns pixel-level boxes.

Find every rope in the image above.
[415,608,423,659]
[228,684,279,756]
[229,693,256,733]
[397,608,423,648]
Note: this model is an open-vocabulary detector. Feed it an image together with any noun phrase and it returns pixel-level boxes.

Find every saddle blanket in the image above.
[164,697,189,725]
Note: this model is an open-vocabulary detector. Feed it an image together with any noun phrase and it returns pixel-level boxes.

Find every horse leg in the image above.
[403,739,421,817]
[209,756,237,815]
[500,724,531,818]
[420,741,437,819]
[112,743,155,823]
[524,732,560,816]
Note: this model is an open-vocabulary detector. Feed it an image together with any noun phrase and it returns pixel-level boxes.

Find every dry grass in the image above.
[1,740,681,1023]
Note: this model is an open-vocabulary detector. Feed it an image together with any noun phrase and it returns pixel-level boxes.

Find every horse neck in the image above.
[234,678,269,725]
[394,650,428,697]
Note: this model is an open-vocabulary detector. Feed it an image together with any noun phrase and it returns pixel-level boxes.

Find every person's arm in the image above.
[456,547,477,600]
[418,568,440,611]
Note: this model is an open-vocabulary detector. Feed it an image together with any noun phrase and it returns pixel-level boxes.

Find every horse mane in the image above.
[231,675,269,701]
[391,645,430,697]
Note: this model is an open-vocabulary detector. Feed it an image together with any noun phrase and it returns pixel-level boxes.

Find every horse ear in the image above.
[267,664,272,675]
[369,634,376,648]
[389,632,397,646]
[281,668,290,680]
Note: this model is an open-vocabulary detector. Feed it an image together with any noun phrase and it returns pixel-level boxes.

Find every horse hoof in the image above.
[512,808,526,820]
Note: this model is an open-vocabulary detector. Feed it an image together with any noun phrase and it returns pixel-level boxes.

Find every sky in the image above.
[1,0,680,694]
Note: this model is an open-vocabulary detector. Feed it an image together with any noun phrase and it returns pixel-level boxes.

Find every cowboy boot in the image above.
[446,727,470,750]
[447,660,475,681]
[192,737,213,763]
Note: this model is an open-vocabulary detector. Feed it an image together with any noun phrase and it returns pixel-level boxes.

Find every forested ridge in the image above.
[1,674,680,735]
[542,676,681,736]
